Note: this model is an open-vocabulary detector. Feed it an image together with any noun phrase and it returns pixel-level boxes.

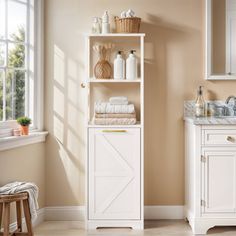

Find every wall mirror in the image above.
[206,0,236,80]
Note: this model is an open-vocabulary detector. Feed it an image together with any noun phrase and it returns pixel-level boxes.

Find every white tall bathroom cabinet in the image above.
[84,34,145,230]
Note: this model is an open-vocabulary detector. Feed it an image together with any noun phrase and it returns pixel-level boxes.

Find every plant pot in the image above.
[21,125,29,135]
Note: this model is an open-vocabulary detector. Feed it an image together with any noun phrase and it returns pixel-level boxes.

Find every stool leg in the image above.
[3,202,10,236]
[0,203,3,230]
[23,199,33,236]
[16,200,22,232]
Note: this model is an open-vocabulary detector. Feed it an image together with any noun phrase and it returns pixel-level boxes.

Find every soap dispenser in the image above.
[102,11,110,34]
[114,51,125,80]
[126,50,137,80]
[195,86,205,117]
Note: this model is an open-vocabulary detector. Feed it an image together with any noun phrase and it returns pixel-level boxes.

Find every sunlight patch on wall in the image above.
[68,58,77,79]
[67,129,80,157]
[68,79,79,106]
[58,142,80,199]
[53,86,65,118]
[53,115,64,144]
[54,45,65,87]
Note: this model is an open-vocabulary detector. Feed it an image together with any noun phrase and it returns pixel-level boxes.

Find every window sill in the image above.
[0,131,48,151]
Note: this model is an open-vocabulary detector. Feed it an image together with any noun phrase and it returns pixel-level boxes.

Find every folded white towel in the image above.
[0,182,39,220]
[94,117,137,125]
[109,96,128,105]
[95,102,135,114]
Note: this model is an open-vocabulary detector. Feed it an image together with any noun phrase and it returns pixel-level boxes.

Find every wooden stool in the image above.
[0,192,33,236]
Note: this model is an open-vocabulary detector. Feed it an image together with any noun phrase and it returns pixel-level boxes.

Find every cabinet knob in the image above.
[81,83,86,88]
[227,136,235,142]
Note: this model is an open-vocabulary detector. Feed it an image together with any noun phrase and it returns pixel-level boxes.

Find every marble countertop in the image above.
[184,100,236,125]
[184,116,236,125]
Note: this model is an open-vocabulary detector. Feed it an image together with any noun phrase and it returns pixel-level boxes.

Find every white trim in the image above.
[85,33,145,37]
[44,206,85,226]
[0,0,44,128]
[2,205,184,231]
[205,0,212,80]
[0,131,48,151]
[35,0,44,131]
[205,0,236,80]
[42,205,184,222]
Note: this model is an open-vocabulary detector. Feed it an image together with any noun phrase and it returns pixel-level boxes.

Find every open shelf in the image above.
[86,33,145,37]
[87,121,141,128]
[88,78,141,83]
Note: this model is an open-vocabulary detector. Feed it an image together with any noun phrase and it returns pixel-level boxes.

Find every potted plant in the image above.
[17,117,31,135]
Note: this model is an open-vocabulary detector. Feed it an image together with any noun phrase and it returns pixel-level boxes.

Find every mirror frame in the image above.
[205,0,236,80]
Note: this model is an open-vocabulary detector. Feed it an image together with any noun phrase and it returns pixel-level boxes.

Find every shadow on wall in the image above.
[142,14,202,204]
[46,42,86,205]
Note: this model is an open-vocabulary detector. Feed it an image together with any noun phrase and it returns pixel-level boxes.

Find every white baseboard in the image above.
[8,208,45,232]
[144,205,184,220]
[44,206,85,221]
[4,205,184,232]
[44,205,184,221]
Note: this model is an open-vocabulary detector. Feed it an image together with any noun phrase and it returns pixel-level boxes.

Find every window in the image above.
[0,0,43,131]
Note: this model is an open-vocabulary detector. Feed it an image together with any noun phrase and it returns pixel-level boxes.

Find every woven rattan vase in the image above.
[94,59,112,79]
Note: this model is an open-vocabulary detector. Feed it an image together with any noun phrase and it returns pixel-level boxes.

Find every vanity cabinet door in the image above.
[88,128,141,220]
[202,149,236,214]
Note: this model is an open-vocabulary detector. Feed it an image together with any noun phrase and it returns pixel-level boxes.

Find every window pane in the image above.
[0,70,3,121]
[8,43,25,68]
[8,0,27,42]
[0,0,6,40]
[6,70,25,120]
[0,43,6,66]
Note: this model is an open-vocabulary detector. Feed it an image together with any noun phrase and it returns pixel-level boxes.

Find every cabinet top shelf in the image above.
[88,79,141,83]
[86,33,145,37]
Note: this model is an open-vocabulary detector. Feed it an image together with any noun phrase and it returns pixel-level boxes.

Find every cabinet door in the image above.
[88,128,141,220]
[202,150,236,213]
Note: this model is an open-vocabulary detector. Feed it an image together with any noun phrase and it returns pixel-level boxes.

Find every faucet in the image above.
[225,96,236,115]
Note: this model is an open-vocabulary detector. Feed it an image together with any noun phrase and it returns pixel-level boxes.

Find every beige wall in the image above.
[44,0,236,207]
[0,143,46,208]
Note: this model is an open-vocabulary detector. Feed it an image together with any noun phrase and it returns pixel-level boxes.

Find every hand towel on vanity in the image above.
[95,102,135,114]
[0,181,39,220]
[95,112,136,118]
[94,117,137,125]
[109,96,128,105]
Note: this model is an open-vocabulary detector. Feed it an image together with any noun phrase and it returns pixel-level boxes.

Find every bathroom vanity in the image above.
[184,102,236,234]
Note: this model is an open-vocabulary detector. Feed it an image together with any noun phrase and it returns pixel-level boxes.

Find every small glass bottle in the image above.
[195,86,205,117]
[92,17,101,34]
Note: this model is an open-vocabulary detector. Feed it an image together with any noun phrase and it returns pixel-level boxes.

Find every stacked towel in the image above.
[0,182,39,220]
[94,97,137,125]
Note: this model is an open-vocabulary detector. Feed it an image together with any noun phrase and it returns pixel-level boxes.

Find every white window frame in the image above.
[0,0,44,132]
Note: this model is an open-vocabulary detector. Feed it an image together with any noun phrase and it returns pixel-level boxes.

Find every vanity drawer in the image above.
[202,129,236,146]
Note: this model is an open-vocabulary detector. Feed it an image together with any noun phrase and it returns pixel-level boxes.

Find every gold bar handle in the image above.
[227,136,235,142]
[102,130,127,133]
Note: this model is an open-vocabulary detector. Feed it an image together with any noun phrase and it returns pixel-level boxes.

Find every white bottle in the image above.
[102,11,110,34]
[114,51,125,80]
[126,50,137,80]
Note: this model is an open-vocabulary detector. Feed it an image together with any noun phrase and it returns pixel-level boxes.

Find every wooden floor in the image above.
[34,220,236,235]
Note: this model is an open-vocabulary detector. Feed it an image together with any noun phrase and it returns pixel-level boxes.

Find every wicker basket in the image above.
[115,16,141,33]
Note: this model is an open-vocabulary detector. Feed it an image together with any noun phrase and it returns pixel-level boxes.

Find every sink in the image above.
[208,104,235,117]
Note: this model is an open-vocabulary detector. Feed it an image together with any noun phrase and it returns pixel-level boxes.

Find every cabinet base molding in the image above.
[186,211,236,235]
[87,220,144,230]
